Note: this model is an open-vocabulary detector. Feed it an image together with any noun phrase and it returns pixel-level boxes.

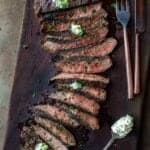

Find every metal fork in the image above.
[116,0,134,99]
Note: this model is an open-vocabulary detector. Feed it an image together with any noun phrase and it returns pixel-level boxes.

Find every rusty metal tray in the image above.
[3,0,150,149]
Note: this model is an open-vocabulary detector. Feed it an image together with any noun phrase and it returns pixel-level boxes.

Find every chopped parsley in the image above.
[70,23,84,36]
[92,9,97,14]
[34,143,48,150]
[111,115,134,138]
[56,124,64,131]
[68,105,75,110]
[69,81,82,90]
[53,0,69,9]
[111,3,116,9]
[80,6,87,13]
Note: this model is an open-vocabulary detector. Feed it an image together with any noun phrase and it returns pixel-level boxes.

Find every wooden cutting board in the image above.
[3,0,150,150]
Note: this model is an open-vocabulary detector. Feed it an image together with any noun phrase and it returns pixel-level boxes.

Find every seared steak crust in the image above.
[34,116,76,146]
[54,83,107,100]
[50,73,110,84]
[48,91,100,115]
[43,27,108,51]
[56,103,100,130]
[63,38,117,57]
[33,125,68,150]
[34,0,101,14]
[33,105,79,127]
[41,10,107,33]
[54,57,112,73]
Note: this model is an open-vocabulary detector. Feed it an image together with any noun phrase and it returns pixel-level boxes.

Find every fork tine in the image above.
[121,0,124,10]
[116,0,119,12]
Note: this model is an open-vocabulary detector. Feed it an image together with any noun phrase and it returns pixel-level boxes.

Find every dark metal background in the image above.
[4,0,150,150]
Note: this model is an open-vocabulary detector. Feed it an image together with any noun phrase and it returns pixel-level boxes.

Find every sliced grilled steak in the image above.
[56,103,100,130]
[45,23,108,41]
[43,27,108,51]
[54,57,112,73]
[63,38,117,57]
[34,1,101,15]
[21,126,47,150]
[55,83,106,101]
[34,116,76,146]
[41,11,108,33]
[50,73,109,84]
[48,91,100,115]
[81,86,106,101]
[33,105,79,127]
[33,125,68,150]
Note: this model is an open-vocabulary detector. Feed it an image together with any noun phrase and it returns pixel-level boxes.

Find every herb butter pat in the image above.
[53,0,69,9]
[34,143,48,150]
[111,115,134,138]
[70,23,84,36]
[69,81,82,90]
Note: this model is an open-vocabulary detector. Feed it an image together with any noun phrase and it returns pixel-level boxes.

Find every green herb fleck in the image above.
[111,3,116,9]
[34,143,48,150]
[92,9,96,14]
[68,105,75,110]
[56,124,64,131]
[53,0,69,9]
[70,23,84,36]
[48,138,53,142]
[32,92,36,98]
[80,6,86,13]
[69,81,82,90]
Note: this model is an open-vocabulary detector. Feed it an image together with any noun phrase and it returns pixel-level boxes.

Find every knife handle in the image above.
[134,33,140,94]
[123,27,134,99]
[136,0,145,33]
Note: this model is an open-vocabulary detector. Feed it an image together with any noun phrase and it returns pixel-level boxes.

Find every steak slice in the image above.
[34,116,76,146]
[34,0,100,14]
[56,103,100,130]
[55,83,106,101]
[33,125,68,150]
[48,91,100,115]
[33,105,79,127]
[41,10,107,33]
[21,126,47,150]
[54,57,112,73]
[63,38,117,57]
[50,73,110,84]
[43,27,108,51]
[81,86,106,101]
[45,22,108,41]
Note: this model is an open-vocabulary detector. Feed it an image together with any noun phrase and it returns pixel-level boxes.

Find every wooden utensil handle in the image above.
[136,0,145,33]
[134,33,140,94]
[123,27,134,99]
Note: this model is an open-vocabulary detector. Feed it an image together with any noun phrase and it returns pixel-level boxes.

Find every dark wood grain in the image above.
[3,0,149,150]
